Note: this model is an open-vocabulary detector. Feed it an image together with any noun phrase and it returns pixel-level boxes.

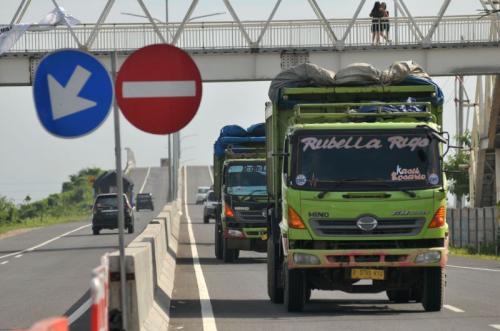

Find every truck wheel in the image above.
[305,287,312,302]
[92,228,100,235]
[284,263,306,312]
[421,267,444,312]
[223,238,238,263]
[411,285,423,303]
[214,224,223,260]
[267,239,284,303]
[387,289,410,303]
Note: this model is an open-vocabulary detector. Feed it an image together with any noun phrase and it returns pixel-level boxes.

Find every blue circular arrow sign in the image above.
[33,49,113,138]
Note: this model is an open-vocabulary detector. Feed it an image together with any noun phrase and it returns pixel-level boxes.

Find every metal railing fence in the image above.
[6,15,499,53]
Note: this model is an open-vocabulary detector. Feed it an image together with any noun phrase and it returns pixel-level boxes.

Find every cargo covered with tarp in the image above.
[268,61,444,110]
[214,123,266,158]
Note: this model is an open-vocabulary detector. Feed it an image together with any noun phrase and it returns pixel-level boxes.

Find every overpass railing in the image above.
[6,15,500,54]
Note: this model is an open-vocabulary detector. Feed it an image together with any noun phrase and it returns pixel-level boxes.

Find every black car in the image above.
[136,193,154,211]
[92,193,134,235]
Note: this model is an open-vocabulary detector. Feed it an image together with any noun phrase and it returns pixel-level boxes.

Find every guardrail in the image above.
[447,207,500,255]
[6,15,499,54]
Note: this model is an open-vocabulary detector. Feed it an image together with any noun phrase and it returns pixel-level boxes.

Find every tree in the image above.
[0,196,16,223]
[444,132,471,205]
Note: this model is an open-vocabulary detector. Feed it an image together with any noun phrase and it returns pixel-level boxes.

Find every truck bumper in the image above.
[287,246,448,269]
[224,227,267,252]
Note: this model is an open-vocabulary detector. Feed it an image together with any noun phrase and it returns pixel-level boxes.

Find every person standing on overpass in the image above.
[370,2,384,45]
[380,2,391,44]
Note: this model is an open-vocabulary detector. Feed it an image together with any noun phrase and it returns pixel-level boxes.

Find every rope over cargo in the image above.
[214,123,266,158]
[268,61,444,106]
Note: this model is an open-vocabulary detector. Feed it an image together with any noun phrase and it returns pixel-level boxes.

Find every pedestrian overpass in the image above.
[1,0,500,206]
[1,0,500,84]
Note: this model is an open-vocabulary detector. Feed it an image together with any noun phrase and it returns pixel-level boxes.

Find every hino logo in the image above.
[308,211,330,218]
[356,216,378,232]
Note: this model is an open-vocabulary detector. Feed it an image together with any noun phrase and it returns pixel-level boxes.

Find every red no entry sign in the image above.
[115,44,202,134]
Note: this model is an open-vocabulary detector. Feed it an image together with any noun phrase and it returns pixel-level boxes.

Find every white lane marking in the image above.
[0,224,91,260]
[123,81,196,98]
[14,254,23,258]
[68,297,92,324]
[490,324,500,330]
[139,167,152,193]
[1,261,8,265]
[207,166,214,184]
[444,304,465,313]
[448,265,500,273]
[184,166,217,331]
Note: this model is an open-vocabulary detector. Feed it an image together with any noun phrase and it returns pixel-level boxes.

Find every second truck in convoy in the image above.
[265,62,449,312]
[213,124,269,262]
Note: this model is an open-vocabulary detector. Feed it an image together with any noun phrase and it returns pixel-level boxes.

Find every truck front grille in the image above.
[235,210,266,222]
[310,218,426,237]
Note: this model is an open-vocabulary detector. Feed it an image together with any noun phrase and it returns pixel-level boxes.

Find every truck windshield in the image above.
[227,163,267,196]
[291,130,441,190]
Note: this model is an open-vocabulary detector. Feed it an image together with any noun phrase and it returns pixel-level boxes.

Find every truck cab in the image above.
[219,159,268,261]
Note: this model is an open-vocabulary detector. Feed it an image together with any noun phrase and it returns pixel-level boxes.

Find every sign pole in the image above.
[168,134,173,201]
[111,50,128,330]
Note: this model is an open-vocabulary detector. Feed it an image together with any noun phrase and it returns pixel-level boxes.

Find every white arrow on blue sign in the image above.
[33,49,113,138]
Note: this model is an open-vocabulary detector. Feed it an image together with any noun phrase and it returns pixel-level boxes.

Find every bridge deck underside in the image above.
[1,44,500,86]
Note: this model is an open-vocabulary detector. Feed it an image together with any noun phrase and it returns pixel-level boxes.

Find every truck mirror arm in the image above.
[272,152,289,157]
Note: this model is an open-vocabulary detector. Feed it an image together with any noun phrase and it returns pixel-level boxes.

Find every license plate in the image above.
[351,268,385,280]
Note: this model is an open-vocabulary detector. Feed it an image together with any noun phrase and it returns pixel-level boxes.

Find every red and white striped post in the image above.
[90,254,109,331]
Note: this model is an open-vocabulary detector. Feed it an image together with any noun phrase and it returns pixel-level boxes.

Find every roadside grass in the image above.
[0,213,90,236]
[449,246,500,261]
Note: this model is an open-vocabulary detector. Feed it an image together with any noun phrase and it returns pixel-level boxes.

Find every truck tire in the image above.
[214,223,223,260]
[223,238,238,263]
[267,239,284,303]
[387,289,410,303]
[305,287,312,302]
[411,285,423,303]
[284,263,306,312]
[421,267,444,312]
[92,228,100,235]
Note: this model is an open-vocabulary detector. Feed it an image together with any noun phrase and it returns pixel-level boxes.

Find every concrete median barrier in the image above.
[107,170,183,330]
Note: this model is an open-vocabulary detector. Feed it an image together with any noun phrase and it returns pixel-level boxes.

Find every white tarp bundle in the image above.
[0,7,80,55]
[269,61,430,101]
[268,63,336,102]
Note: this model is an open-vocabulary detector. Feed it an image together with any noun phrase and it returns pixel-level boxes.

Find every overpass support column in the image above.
[495,149,500,204]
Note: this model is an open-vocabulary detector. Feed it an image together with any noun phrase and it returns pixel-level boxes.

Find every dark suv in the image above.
[136,193,154,211]
[92,193,134,235]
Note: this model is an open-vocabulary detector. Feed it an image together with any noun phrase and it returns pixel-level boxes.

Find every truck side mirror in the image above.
[441,131,451,158]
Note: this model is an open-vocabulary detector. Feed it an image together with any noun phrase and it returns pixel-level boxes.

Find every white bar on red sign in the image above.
[122,81,196,98]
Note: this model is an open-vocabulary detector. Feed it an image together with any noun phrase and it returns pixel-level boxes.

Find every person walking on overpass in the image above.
[370,2,384,45]
[380,2,391,44]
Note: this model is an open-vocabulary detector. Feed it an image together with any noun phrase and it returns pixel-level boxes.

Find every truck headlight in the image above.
[415,251,441,264]
[293,253,320,265]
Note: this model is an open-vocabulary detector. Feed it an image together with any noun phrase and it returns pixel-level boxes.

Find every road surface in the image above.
[169,165,500,331]
[0,166,168,330]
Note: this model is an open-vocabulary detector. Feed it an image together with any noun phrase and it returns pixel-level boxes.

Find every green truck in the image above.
[265,63,449,312]
[213,124,269,262]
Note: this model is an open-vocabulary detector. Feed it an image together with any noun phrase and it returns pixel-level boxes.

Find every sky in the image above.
[0,0,483,203]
